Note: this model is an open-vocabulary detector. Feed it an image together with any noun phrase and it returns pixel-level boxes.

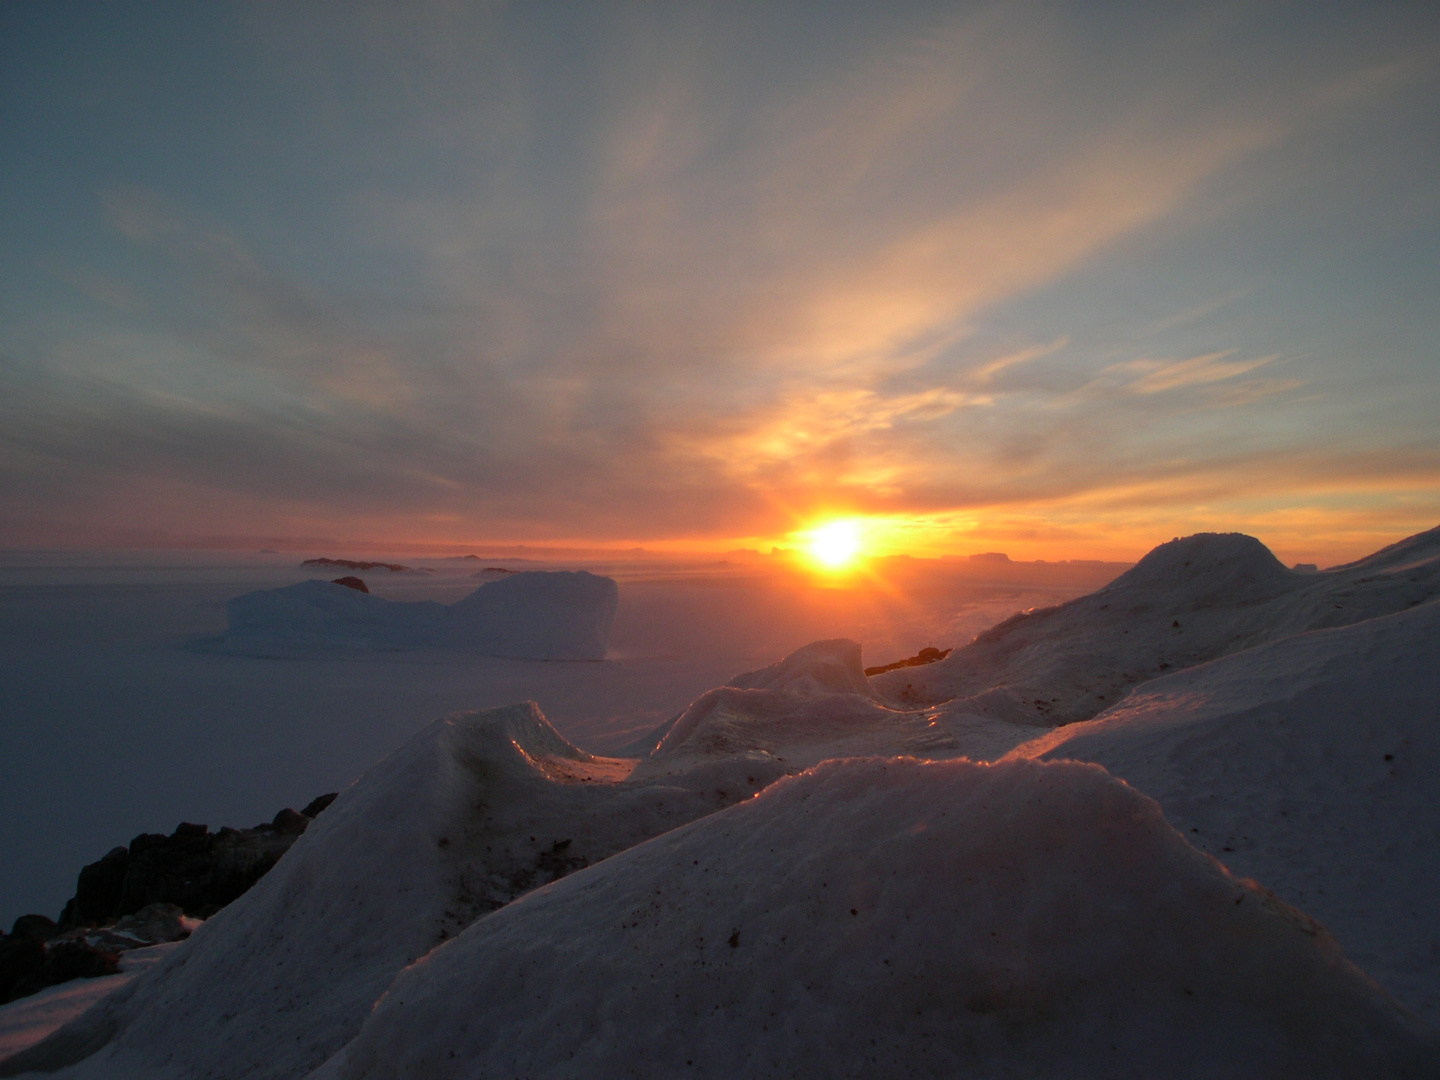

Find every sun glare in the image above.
[808,519,862,569]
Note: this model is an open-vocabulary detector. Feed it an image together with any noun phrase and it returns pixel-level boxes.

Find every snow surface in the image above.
[312,757,1437,1080]
[216,570,619,659]
[641,638,1027,770]
[1,552,1092,931]
[872,527,1440,725]
[5,530,1439,1077]
[0,703,792,1079]
[0,945,178,1062]
[1008,598,1440,1024]
[0,636,1085,1079]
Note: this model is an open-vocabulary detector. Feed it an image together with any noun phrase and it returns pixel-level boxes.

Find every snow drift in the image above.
[0,703,780,1079]
[1008,597,1440,1025]
[635,638,992,770]
[314,757,1438,1080]
[214,570,618,659]
[8,528,1440,1078]
[871,526,1440,725]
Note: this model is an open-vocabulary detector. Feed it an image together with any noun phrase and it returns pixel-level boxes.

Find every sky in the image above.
[2,2,1438,565]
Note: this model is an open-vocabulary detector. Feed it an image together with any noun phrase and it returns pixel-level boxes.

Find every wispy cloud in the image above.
[1,3,1437,557]
[1106,351,1277,394]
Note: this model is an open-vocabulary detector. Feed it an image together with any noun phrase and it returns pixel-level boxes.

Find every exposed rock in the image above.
[0,796,339,1007]
[65,846,129,926]
[0,935,120,1005]
[115,903,187,941]
[35,941,120,986]
[272,808,310,835]
[0,936,45,1004]
[8,915,58,943]
[331,576,369,593]
[59,903,194,955]
[864,645,952,676]
[302,558,414,572]
[58,795,339,929]
[300,792,339,818]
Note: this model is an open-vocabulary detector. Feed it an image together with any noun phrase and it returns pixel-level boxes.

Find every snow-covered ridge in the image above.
[212,569,619,659]
[314,757,1436,1079]
[635,638,1000,769]
[1008,597,1440,1024]
[7,526,1440,1077]
[0,703,789,1079]
[871,526,1440,724]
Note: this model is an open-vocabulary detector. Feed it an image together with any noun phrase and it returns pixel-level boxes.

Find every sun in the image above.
[808,519,863,569]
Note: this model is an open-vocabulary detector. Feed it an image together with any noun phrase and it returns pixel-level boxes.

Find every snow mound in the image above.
[1,704,778,1080]
[1007,597,1440,1025]
[213,570,618,659]
[1115,531,1291,601]
[315,757,1438,1080]
[726,638,874,696]
[872,526,1440,725]
[643,639,968,769]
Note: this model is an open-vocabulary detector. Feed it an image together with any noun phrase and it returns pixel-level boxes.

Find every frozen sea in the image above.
[0,549,1117,929]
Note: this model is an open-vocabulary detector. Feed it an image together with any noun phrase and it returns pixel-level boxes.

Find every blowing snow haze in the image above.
[1,3,1438,561]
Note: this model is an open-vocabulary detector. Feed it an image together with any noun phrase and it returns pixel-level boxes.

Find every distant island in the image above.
[299,558,420,573]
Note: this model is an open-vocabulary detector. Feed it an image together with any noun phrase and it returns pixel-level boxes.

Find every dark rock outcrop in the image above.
[864,646,952,677]
[0,796,342,1005]
[0,903,201,1005]
[67,847,129,927]
[37,941,121,986]
[60,903,193,954]
[331,576,369,593]
[58,794,339,929]
[0,936,46,1003]
[299,793,338,818]
[10,915,58,943]
[0,933,119,1005]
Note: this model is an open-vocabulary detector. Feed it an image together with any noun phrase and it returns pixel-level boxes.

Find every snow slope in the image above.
[312,757,1438,1080]
[629,637,1044,770]
[872,527,1440,725]
[215,570,618,659]
[6,530,1439,1078]
[1008,598,1440,1025]
[635,637,1089,769]
[0,704,782,1080]
[0,945,178,1062]
[0,641,1062,1079]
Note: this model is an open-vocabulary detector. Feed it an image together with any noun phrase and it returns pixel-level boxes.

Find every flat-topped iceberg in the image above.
[214,570,618,660]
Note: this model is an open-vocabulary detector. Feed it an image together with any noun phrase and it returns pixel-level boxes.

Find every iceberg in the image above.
[215,570,619,660]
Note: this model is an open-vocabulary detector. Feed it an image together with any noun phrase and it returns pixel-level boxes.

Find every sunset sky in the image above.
[2,3,1437,564]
